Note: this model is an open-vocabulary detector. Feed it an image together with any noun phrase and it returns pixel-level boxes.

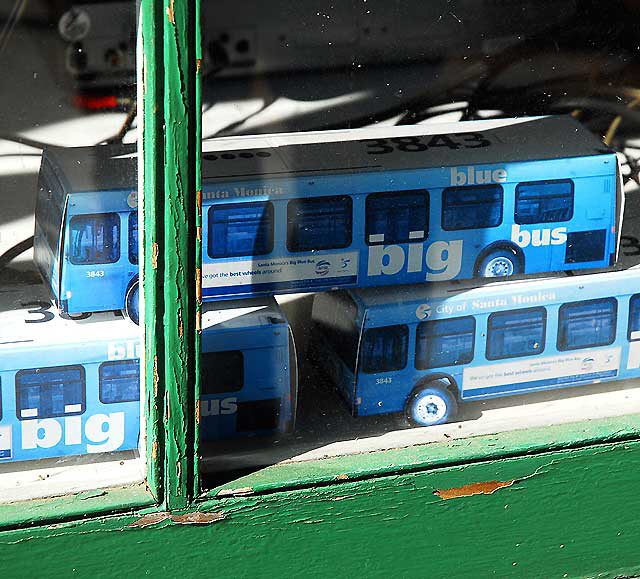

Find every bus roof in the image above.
[351,265,640,321]
[41,143,137,194]
[200,116,612,183]
[0,285,140,357]
[42,116,611,194]
[201,297,286,332]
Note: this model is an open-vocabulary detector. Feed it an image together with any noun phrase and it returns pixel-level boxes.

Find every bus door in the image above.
[355,322,410,417]
[62,210,129,313]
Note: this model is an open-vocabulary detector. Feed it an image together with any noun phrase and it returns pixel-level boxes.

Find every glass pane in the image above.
[198,1,640,491]
[0,1,142,503]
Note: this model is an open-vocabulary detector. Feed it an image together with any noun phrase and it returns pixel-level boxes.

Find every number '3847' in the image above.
[364,133,492,155]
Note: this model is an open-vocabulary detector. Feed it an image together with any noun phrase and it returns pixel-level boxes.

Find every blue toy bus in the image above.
[0,288,141,463]
[311,265,640,426]
[0,287,296,463]
[34,116,622,319]
[200,297,297,440]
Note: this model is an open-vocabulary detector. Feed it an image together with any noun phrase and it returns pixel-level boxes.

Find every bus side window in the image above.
[287,196,352,252]
[360,325,408,374]
[415,316,475,369]
[69,213,121,265]
[442,185,503,230]
[557,298,617,351]
[515,179,574,224]
[201,350,244,393]
[208,202,274,258]
[99,360,140,404]
[486,307,546,360]
[628,294,640,341]
[128,212,138,265]
[15,366,86,420]
[365,190,429,244]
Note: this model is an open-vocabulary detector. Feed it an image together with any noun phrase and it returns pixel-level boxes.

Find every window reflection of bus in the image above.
[0,288,296,463]
[0,289,141,463]
[200,297,297,440]
[311,266,640,427]
[34,117,621,321]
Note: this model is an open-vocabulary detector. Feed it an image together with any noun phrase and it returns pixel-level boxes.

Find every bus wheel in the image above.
[125,281,140,325]
[406,385,457,427]
[478,249,520,278]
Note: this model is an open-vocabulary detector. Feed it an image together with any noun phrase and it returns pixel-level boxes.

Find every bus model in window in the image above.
[0,286,296,463]
[34,116,622,320]
[311,264,640,427]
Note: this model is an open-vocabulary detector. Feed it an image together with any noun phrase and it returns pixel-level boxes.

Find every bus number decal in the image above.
[21,301,55,324]
[376,377,393,385]
[364,133,491,155]
[86,270,105,278]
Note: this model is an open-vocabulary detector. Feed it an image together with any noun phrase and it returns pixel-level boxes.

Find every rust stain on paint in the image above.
[152,441,159,461]
[196,59,202,72]
[195,399,201,424]
[196,309,201,332]
[178,308,183,338]
[196,225,202,241]
[434,480,515,500]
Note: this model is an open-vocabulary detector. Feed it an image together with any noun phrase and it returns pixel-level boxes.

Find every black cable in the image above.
[0,236,34,271]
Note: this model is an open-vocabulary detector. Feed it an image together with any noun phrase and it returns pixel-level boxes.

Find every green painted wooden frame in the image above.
[2,2,640,576]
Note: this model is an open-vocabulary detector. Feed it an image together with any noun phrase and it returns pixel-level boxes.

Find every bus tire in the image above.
[124,280,140,325]
[478,248,521,278]
[406,385,457,427]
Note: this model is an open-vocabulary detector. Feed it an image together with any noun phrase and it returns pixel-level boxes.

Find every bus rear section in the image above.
[0,288,141,463]
[312,267,640,427]
[200,298,297,440]
[34,145,139,320]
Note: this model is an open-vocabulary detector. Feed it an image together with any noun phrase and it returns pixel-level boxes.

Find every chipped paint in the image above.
[195,309,201,332]
[216,487,254,498]
[152,440,159,461]
[178,309,183,338]
[196,268,202,302]
[196,58,202,72]
[128,512,171,528]
[170,511,225,525]
[151,242,159,269]
[434,479,515,500]
[336,474,349,481]
[166,0,175,24]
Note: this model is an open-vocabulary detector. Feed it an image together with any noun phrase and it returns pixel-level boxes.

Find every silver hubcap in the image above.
[414,394,447,424]
[484,256,514,277]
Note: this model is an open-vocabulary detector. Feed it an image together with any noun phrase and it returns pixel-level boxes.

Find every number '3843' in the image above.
[364,133,492,154]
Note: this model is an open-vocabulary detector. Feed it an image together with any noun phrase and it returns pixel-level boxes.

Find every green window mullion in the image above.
[142,0,200,509]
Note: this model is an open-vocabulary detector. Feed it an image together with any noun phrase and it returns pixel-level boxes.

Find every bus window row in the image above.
[361,294,640,374]
[65,179,576,265]
[208,179,575,259]
[0,360,140,421]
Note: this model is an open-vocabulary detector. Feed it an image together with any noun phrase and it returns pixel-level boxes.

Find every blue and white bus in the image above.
[0,288,141,463]
[34,116,622,319]
[200,297,297,440]
[311,265,640,427]
[0,287,296,463]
